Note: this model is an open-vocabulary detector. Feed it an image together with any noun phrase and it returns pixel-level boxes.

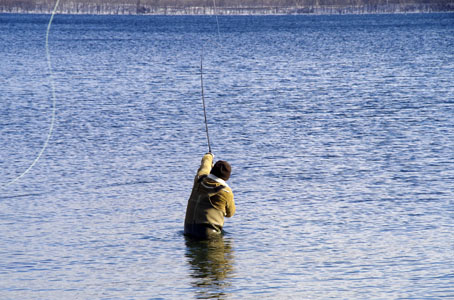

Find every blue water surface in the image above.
[0,13,453,299]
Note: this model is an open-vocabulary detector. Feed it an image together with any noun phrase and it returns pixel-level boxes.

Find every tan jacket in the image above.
[184,154,235,233]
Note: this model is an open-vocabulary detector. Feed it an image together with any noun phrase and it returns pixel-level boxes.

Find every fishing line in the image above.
[1,0,59,189]
[212,0,221,42]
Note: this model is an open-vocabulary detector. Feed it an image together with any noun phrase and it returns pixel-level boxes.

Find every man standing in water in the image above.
[184,153,235,239]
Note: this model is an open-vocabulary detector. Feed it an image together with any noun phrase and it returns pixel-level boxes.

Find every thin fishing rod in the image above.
[197,0,220,154]
[200,51,212,153]
[200,52,212,153]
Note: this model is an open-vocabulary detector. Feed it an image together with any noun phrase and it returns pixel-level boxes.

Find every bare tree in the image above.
[1,0,452,13]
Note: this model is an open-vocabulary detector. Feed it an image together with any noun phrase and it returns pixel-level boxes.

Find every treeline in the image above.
[0,0,452,14]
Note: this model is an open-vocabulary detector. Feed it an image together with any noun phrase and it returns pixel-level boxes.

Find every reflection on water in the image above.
[185,236,235,299]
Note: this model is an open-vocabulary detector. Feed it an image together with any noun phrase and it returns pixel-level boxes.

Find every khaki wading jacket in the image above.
[184,153,235,233]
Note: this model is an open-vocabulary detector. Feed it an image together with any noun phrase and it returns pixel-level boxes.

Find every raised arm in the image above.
[197,153,214,177]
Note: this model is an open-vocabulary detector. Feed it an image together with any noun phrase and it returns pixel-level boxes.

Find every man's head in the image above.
[211,160,231,181]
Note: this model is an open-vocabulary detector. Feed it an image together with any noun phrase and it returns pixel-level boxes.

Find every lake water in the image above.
[0,13,453,299]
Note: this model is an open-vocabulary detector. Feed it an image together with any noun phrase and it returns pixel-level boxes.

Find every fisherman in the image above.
[184,153,235,239]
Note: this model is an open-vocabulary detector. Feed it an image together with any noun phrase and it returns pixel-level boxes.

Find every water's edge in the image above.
[1,3,453,15]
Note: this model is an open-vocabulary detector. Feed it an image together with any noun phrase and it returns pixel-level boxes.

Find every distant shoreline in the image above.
[1,4,453,16]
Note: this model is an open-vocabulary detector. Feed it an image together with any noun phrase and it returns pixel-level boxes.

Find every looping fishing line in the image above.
[1,0,59,189]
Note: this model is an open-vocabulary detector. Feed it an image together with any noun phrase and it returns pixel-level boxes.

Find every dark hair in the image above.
[210,160,231,181]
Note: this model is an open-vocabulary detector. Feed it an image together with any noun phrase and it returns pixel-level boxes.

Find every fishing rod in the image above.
[198,0,221,154]
[200,51,212,153]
